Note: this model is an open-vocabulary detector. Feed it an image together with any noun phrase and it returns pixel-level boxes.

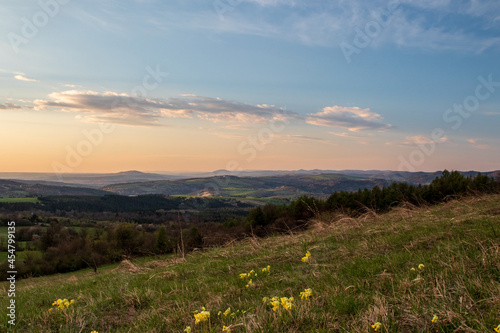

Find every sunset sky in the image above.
[1,0,499,173]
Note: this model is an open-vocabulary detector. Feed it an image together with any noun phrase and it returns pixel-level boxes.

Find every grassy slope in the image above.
[1,195,500,332]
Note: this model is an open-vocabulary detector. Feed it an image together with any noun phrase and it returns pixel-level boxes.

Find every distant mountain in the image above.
[154,169,500,183]
[102,173,391,198]
[0,179,110,198]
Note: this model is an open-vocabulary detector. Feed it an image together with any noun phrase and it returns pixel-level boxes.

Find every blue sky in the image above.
[1,0,499,173]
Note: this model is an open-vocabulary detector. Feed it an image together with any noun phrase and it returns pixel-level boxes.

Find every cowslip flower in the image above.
[184,326,192,333]
[410,267,416,272]
[239,273,248,279]
[222,325,231,332]
[261,265,271,274]
[431,314,438,323]
[494,324,500,333]
[280,297,294,310]
[300,288,313,300]
[418,264,425,270]
[270,297,280,311]
[245,279,253,288]
[301,251,311,262]
[51,298,74,311]
[194,309,210,324]
[371,322,382,331]
[223,307,231,317]
[91,331,98,333]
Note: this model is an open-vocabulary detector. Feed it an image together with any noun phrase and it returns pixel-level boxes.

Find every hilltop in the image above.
[1,194,499,332]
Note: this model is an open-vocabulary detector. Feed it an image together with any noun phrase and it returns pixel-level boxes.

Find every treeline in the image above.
[245,171,499,229]
[11,194,251,213]
[0,195,252,225]
[0,221,207,279]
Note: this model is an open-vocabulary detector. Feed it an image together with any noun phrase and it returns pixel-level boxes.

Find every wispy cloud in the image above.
[385,135,450,147]
[32,90,298,126]
[306,105,392,132]
[189,0,500,52]
[467,138,491,150]
[0,102,22,110]
[278,134,333,144]
[14,73,37,82]
[405,135,449,145]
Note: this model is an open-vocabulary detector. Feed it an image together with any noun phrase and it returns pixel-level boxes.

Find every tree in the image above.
[155,226,170,254]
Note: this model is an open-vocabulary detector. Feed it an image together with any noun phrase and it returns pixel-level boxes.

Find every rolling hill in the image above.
[102,173,391,198]
[0,179,110,198]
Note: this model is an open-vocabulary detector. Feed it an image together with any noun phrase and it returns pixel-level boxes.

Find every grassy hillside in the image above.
[1,195,500,332]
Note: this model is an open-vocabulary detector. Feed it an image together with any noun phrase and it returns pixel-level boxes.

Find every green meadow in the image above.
[1,194,499,332]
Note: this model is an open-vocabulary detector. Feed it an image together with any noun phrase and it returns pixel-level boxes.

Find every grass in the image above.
[0,197,39,203]
[1,194,500,332]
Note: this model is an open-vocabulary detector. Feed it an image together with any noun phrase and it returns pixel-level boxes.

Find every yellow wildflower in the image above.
[371,322,382,331]
[494,325,500,333]
[410,267,416,272]
[223,307,231,317]
[432,314,438,323]
[239,273,248,279]
[194,310,210,324]
[222,325,231,332]
[300,288,313,300]
[91,331,98,333]
[301,250,311,262]
[184,326,192,333]
[51,298,74,311]
[262,297,269,303]
[262,265,271,273]
[270,297,280,311]
[280,297,294,310]
[245,279,253,288]
[418,264,425,270]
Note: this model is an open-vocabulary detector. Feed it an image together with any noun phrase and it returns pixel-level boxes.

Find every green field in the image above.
[1,194,500,332]
[0,197,39,203]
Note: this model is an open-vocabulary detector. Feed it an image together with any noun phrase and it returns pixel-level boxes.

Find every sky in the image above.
[1,0,499,174]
